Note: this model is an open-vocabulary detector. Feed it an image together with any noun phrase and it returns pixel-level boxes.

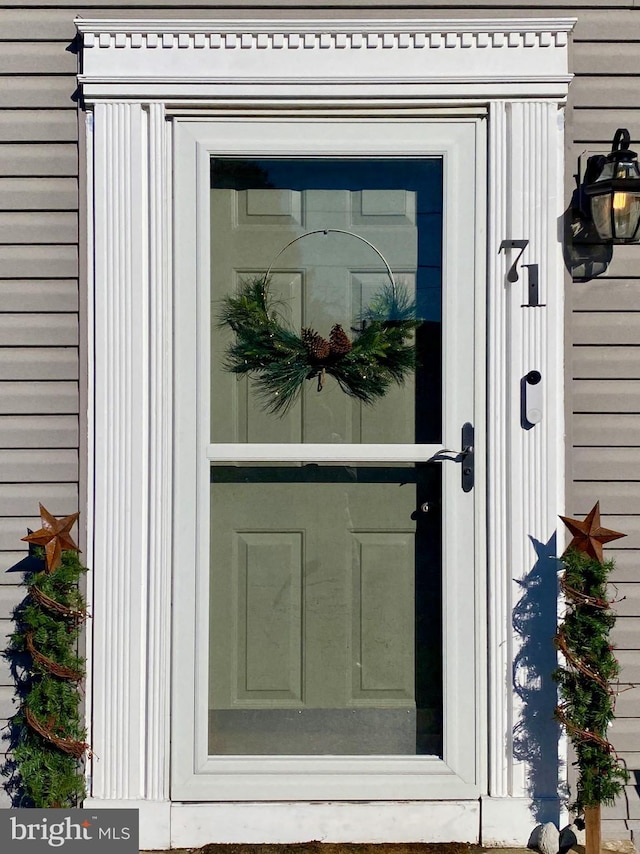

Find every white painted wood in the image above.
[81,13,571,845]
[83,799,170,851]
[487,100,565,803]
[209,443,452,462]
[173,117,482,802]
[77,18,575,103]
[169,801,480,848]
[89,100,172,805]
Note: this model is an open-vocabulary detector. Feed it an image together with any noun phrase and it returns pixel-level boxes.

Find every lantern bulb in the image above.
[613,191,629,211]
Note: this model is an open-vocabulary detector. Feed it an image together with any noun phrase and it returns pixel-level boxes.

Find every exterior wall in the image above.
[0,7,80,806]
[0,0,638,842]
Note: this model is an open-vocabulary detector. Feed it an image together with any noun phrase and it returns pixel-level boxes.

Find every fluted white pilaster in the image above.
[487,100,565,804]
[89,101,172,804]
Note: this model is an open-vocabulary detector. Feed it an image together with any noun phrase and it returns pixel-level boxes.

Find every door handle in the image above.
[427,422,474,492]
[460,422,474,493]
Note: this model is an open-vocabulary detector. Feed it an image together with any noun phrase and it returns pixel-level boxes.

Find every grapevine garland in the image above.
[5,504,89,807]
[553,504,629,814]
[219,276,419,414]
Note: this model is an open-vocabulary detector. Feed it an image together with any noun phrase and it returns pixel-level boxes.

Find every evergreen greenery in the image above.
[5,548,88,807]
[219,277,419,414]
[553,548,629,811]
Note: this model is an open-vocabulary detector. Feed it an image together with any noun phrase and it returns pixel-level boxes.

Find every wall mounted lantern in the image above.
[582,128,640,244]
[567,128,640,279]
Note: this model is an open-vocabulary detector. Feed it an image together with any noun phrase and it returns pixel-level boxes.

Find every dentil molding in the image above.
[76,17,575,102]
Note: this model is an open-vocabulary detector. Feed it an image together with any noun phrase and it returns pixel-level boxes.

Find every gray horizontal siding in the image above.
[0,281,77,312]
[0,0,636,835]
[0,314,78,346]
[0,78,78,110]
[0,44,77,75]
[0,382,78,414]
[0,3,82,785]
[0,246,78,278]
[0,348,78,380]
[0,416,78,449]
[0,449,78,483]
[0,144,77,177]
[0,487,78,524]
[0,212,77,244]
[0,178,77,210]
[0,111,77,143]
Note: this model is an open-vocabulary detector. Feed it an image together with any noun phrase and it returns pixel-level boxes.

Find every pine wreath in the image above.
[219,276,418,414]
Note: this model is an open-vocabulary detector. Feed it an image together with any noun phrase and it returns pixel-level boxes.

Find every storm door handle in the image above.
[427,422,474,493]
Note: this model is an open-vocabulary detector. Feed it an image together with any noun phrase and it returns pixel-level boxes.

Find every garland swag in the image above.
[6,506,89,807]
[553,546,629,812]
[219,277,419,414]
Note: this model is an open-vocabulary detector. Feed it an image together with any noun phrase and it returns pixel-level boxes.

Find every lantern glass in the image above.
[589,158,640,242]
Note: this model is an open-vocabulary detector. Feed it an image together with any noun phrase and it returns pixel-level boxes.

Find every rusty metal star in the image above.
[22,503,80,572]
[559,502,626,563]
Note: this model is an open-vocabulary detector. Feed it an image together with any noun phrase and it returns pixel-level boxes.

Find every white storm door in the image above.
[172,118,486,801]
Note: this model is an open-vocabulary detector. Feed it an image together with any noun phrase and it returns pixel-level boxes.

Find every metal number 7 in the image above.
[498,239,529,283]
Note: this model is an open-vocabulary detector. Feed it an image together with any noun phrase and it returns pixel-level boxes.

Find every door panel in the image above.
[210,160,442,446]
[209,465,441,755]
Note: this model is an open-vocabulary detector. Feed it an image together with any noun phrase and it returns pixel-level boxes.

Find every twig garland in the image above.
[30,582,87,623]
[219,277,419,414]
[8,505,90,807]
[24,707,89,760]
[25,631,84,682]
[553,507,629,813]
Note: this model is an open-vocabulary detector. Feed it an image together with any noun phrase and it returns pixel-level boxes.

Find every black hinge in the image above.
[461,422,474,493]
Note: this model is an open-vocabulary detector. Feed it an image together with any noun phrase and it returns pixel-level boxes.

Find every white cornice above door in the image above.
[76,17,575,102]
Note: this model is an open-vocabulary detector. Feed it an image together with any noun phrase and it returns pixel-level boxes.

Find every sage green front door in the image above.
[209,159,446,756]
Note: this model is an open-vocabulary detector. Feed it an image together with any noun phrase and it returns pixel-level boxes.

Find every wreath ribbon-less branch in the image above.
[218,229,419,415]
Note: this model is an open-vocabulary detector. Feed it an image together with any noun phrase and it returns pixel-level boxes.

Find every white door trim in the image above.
[79,16,570,849]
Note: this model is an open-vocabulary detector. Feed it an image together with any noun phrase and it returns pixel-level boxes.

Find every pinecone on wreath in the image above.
[302,328,331,362]
[329,324,352,356]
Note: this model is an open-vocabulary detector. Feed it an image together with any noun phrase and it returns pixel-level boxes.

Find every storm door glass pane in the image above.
[208,464,442,756]
[210,158,443,444]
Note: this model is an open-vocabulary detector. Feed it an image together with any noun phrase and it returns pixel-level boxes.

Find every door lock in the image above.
[460,422,474,493]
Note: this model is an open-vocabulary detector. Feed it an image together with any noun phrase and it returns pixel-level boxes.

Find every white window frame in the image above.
[78,17,571,849]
